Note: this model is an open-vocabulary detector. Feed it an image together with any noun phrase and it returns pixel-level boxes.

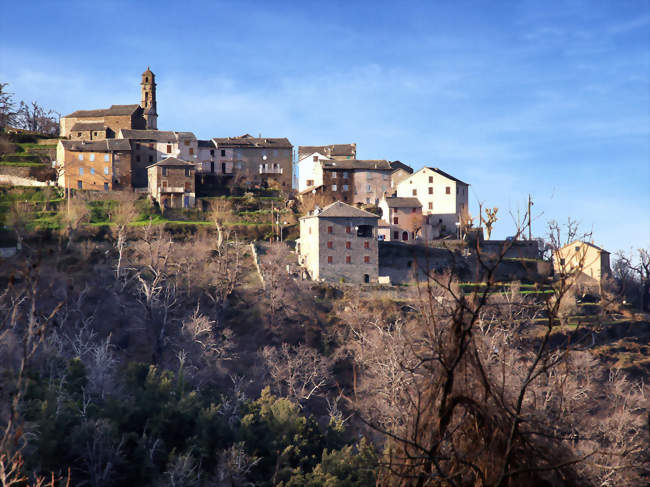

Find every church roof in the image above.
[64,104,141,118]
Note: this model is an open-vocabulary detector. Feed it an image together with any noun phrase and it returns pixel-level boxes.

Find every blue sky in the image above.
[1,0,648,253]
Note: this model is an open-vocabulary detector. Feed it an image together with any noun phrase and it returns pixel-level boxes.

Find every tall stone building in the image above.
[59,67,158,139]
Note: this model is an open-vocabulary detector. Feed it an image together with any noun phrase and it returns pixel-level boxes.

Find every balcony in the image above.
[259,165,283,174]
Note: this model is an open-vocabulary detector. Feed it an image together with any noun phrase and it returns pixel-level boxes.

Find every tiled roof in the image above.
[383,197,421,208]
[390,160,413,174]
[314,201,379,219]
[425,167,469,185]
[70,122,107,132]
[176,131,197,140]
[321,159,392,171]
[298,144,356,159]
[64,104,141,118]
[146,157,194,168]
[212,134,292,149]
[119,129,177,142]
[61,139,131,152]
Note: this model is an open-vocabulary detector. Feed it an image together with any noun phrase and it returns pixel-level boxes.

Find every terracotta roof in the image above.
[383,197,421,208]
[146,157,195,168]
[212,134,292,149]
[70,122,107,132]
[119,129,177,142]
[390,160,413,174]
[298,144,356,159]
[321,159,392,171]
[312,201,379,219]
[61,139,131,152]
[425,167,469,185]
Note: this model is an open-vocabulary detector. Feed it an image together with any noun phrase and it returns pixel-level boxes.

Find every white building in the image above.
[297,151,330,192]
[396,167,469,237]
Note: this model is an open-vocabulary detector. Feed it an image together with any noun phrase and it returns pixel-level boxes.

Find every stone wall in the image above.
[0,164,56,182]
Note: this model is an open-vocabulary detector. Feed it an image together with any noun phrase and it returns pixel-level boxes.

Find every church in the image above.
[59,68,158,139]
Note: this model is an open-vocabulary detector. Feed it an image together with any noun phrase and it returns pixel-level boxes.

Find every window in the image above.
[327,241,333,249]
[185,168,191,177]
[184,182,191,191]
[162,180,167,188]
[575,246,580,252]
[428,202,433,210]
[393,231,399,239]
[343,184,349,191]
[104,182,109,191]
[313,155,318,162]
[327,256,333,264]
[210,149,214,156]
[77,180,82,189]
[346,256,351,264]
[189,148,194,155]
[90,168,95,175]
[429,176,433,183]
[78,154,83,161]
[148,155,153,163]
[343,172,348,179]
[364,241,369,249]
[332,184,337,192]
[346,241,351,249]
[79,167,84,175]
[560,258,566,266]
[221,149,226,157]
[346,226,351,233]
[328,226,333,234]
[104,154,109,162]
[357,225,373,237]
[393,217,399,224]
[364,256,370,263]
[162,167,168,176]
[402,231,409,241]
[184,140,190,146]
[429,187,433,194]
[366,184,371,192]
[306,179,314,186]
[167,145,172,153]
[104,166,109,175]
[77,132,82,137]
[412,208,416,213]
[331,172,337,179]
[149,143,154,149]
[94,132,98,136]
[89,153,95,161]
[446,186,450,194]
[412,189,417,196]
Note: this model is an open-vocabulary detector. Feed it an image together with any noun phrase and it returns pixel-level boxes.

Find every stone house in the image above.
[377,196,425,243]
[197,140,218,174]
[553,241,611,285]
[298,155,393,205]
[297,201,379,283]
[117,129,198,187]
[396,167,469,238]
[60,68,157,139]
[147,157,196,209]
[211,134,293,189]
[389,160,413,190]
[56,139,132,191]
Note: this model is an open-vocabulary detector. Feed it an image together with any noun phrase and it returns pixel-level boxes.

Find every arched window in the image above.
[402,231,408,241]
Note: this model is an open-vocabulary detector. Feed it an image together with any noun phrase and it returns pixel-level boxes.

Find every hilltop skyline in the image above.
[1,0,648,253]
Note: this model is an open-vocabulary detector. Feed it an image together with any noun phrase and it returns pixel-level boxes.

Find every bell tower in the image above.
[140,67,158,130]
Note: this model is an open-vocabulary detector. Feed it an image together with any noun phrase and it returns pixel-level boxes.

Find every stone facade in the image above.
[377,197,424,243]
[298,201,379,283]
[56,139,132,191]
[147,157,196,209]
[212,135,293,189]
[140,67,158,130]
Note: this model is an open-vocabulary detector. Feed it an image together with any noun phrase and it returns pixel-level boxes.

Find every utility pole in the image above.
[527,194,533,240]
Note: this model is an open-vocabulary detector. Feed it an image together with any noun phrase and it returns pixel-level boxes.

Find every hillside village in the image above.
[1,68,648,487]
[1,67,616,288]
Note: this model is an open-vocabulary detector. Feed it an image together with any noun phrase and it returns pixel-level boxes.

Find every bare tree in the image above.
[215,442,260,487]
[0,83,18,128]
[261,343,331,404]
[481,206,499,240]
[208,199,234,252]
[109,193,139,280]
[15,100,59,135]
[615,247,650,311]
